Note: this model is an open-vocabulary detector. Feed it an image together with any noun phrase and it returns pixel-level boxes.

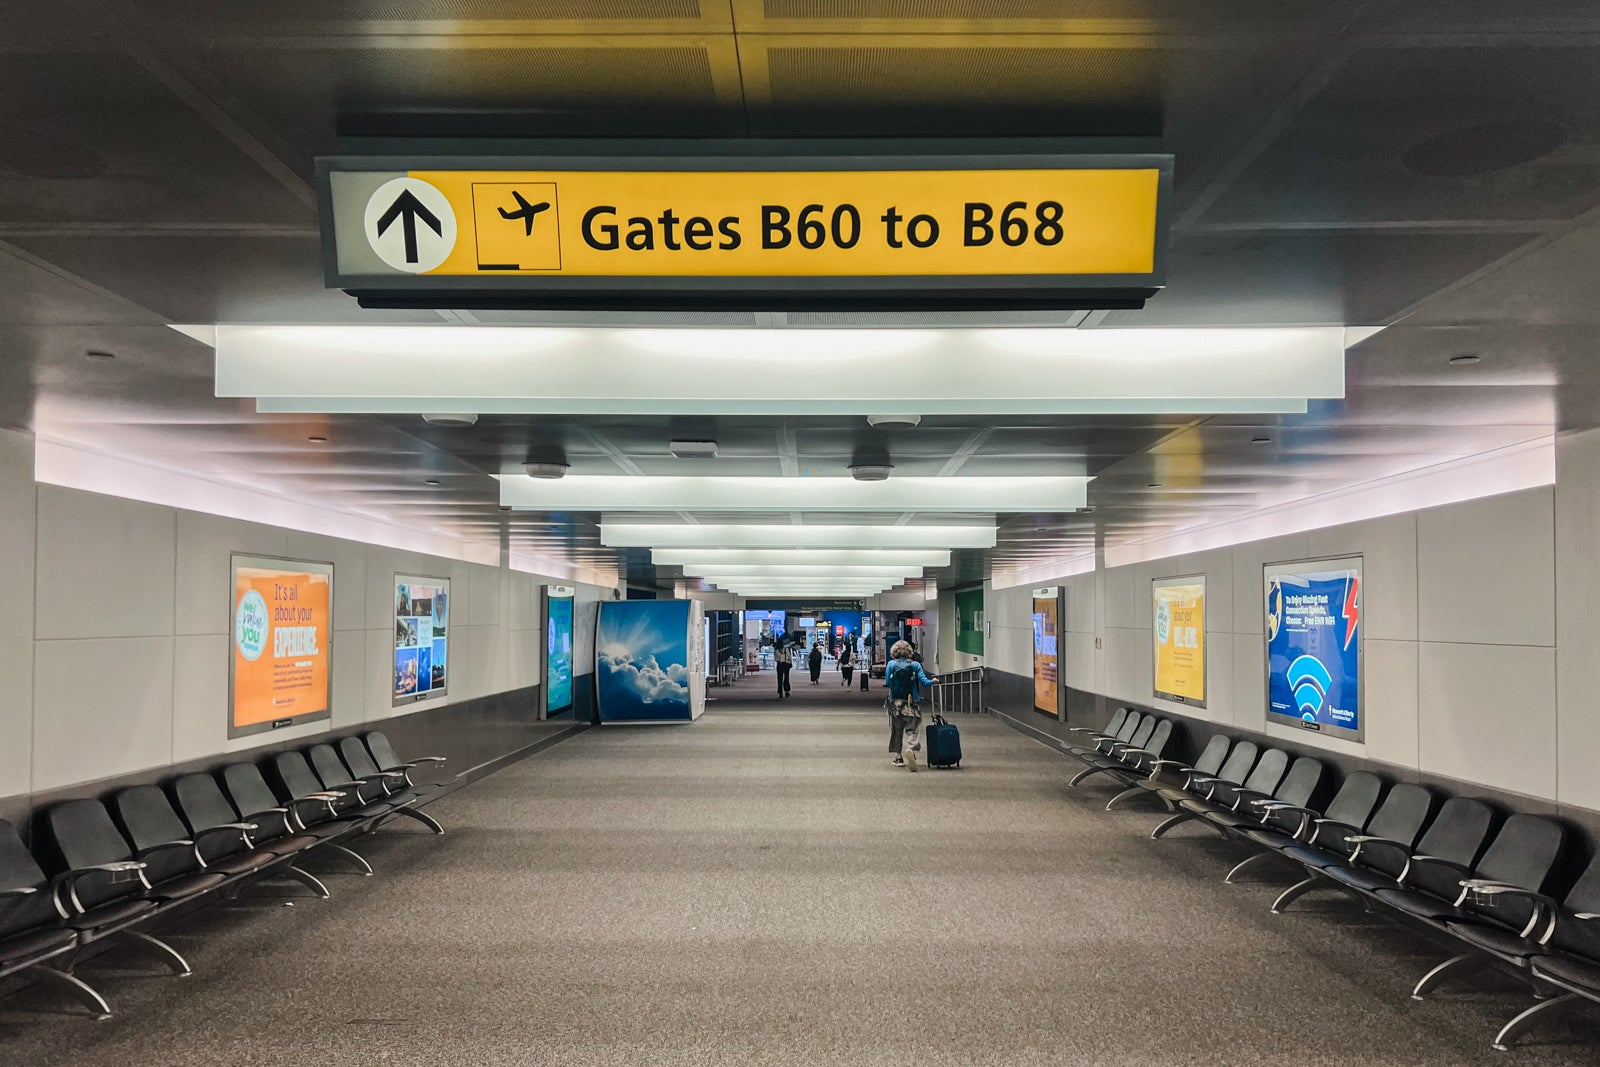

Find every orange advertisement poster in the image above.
[231,557,333,737]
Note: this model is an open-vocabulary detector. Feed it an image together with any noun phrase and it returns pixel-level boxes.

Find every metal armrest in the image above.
[136,839,202,866]
[194,823,259,850]
[1308,818,1359,848]
[1229,787,1272,811]
[1400,853,1470,886]
[1118,747,1152,758]
[1452,881,1561,940]
[244,807,295,835]
[374,771,408,779]
[1575,913,1600,921]
[51,861,150,913]
[1149,760,1192,771]
[304,791,346,800]
[405,756,447,764]
[1344,834,1413,866]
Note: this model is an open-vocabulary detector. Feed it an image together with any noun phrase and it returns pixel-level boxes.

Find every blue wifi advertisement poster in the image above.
[1265,559,1363,741]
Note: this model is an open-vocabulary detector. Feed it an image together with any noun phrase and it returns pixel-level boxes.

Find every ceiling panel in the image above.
[1099,231,1538,326]
[1201,44,1600,226]
[0,52,310,226]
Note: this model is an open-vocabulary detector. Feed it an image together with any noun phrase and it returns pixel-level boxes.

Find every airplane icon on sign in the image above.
[498,191,551,236]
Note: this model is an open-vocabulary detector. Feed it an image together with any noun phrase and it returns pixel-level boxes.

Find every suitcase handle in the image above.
[930,715,947,726]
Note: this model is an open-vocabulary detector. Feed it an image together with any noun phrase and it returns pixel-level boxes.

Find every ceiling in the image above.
[2,1,1598,592]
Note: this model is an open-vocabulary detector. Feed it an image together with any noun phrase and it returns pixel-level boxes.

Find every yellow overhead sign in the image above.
[411,167,1159,277]
[325,155,1167,283]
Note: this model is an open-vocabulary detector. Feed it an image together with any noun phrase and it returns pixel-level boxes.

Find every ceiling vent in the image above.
[670,439,719,458]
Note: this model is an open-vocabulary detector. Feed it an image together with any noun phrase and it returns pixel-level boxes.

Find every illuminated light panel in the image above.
[681,564,921,579]
[706,578,895,591]
[202,324,1347,416]
[497,475,1087,513]
[653,549,951,568]
[601,522,996,550]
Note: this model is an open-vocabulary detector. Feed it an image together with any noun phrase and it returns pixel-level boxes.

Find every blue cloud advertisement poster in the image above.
[1264,557,1363,742]
[596,600,694,722]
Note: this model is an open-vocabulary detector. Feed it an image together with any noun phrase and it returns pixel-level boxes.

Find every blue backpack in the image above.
[886,660,920,701]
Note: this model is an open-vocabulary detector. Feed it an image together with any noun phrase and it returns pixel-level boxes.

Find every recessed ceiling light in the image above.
[422,413,478,427]
[867,414,922,429]
[1251,435,1272,444]
[523,461,571,480]
[424,478,441,485]
[848,463,895,482]
[306,435,327,443]
[85,349,115,360]
[1147,482,1162,488]
[1448,354,1482,366]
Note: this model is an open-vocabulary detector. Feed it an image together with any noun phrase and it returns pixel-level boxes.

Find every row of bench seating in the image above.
[0,730,446,1019]
[1064,707,1600,1052]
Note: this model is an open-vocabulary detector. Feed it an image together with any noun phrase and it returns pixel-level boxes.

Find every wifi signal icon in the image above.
[1286,655,1333,721]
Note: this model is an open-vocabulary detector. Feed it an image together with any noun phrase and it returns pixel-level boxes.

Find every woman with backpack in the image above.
[838,642,854,687]
[774,640,793,699]
[884,639,938,769]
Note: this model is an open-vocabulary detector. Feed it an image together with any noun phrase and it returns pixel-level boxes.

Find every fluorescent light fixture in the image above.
[203,324,1346,416]
[498,475,1087,512]
[706,577,895,590]
[601,523,996,550]
[653,549,951,568]
[680,564,921,579]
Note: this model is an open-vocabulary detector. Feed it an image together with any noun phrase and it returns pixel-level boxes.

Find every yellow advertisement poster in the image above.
[1032,595,1060,717]
[1153,577,1206,706]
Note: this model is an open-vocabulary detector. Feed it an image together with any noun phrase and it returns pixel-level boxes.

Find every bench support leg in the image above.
[1151,812,1199,839]
[1225,851,1280,884]
[28,964,112,1019]
[1271,875,1323,914]
[1412,952,1483,999]
[390,806,445,835]
[1493,993,1580,1051]
[120,930,191,976]
[325,843,374,875]
[281,864,330,898]
[1105,786,1145,811]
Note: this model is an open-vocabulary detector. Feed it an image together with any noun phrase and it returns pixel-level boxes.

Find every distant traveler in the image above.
[885,639,938,770]
[775,641,793,699]
[808,642,824,684]
[838,643,854,687]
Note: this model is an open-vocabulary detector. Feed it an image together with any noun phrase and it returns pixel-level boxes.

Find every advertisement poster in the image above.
[1153,577,1206,706]
[1265,557,1363,742]
[546,591,574,714]
[1032,593,1060,717]
[596,600,693,722]
[230,556,333,738]
[394,574,449,705]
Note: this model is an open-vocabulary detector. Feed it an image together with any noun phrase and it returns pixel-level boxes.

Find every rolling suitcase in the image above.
[925,715,962,768]
[860,669,870,691]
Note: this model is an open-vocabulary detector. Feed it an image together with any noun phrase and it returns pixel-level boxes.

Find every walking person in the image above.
[808,641,823,685]
[884,639,938,770]
[775,640,793,699]
[838,642,854,687]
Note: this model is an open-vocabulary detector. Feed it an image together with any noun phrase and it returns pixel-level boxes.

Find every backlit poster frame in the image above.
[229,555,334,739]
[1264,556,1364,743]
[1032,587,1061,718]
[394,573,450,706]
[545,586,575,716]
[1152,575,1206,707]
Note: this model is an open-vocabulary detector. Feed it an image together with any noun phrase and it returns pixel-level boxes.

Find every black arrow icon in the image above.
[376,189,442,264]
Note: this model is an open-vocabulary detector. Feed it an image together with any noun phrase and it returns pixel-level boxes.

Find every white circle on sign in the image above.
[364,177,457,274]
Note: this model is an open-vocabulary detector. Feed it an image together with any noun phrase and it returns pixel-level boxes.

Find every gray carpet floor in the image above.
[2,679,1595,1064]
